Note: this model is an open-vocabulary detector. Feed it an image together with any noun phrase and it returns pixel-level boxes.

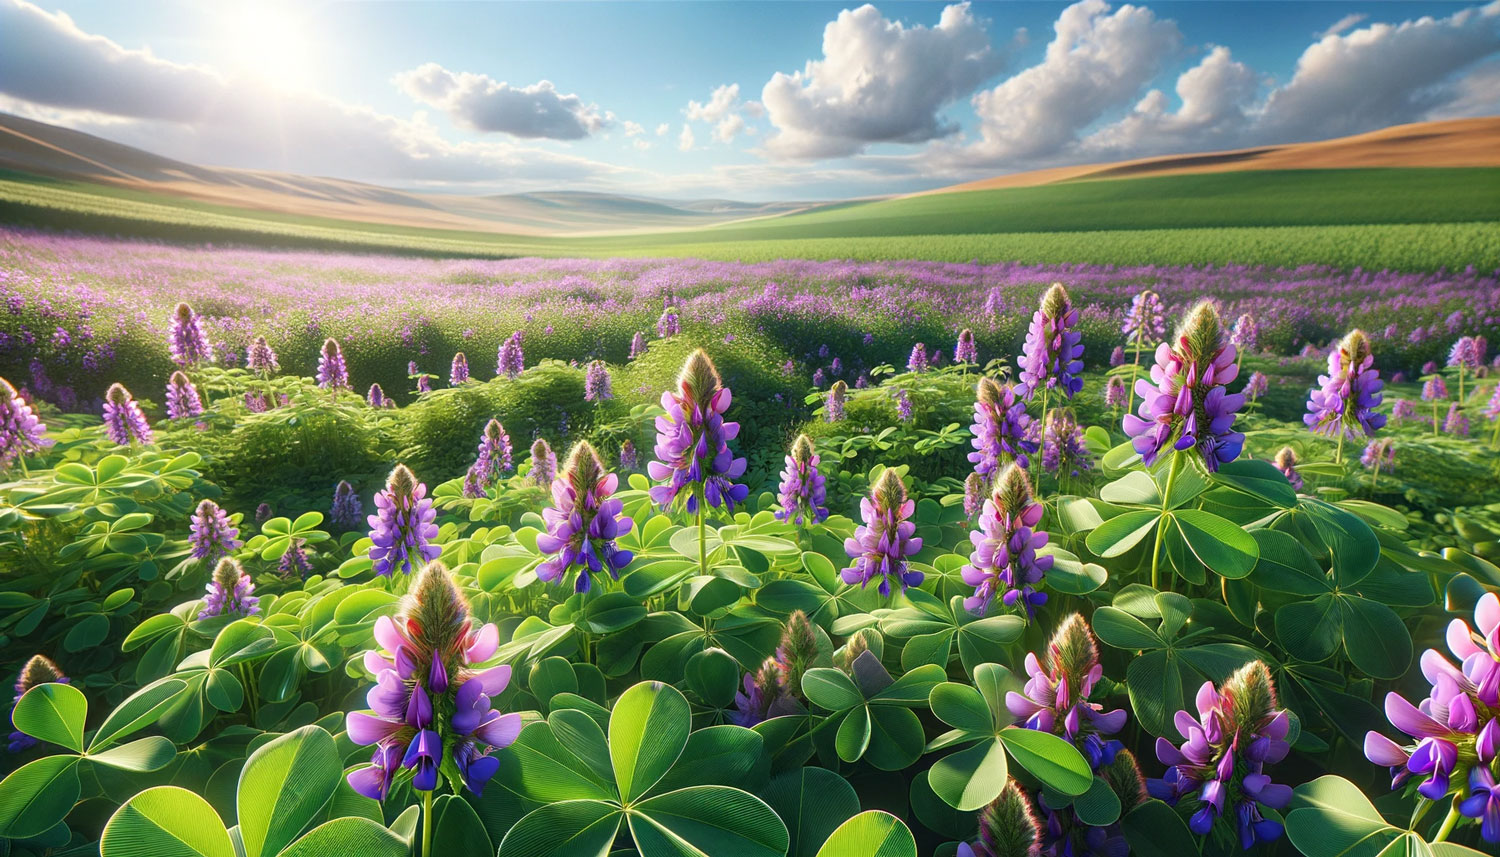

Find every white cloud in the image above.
[713,114,746,143]
[392,62,608,139]
[687,84,741,122]
[655,122,670,136]
[623,120,645,137]
[683,83,760,144]
[1319,13,1368,39]
[678,124,695,151]
[760,2,1006,159]
[632,138,653,151]
[1082,45,1258,157]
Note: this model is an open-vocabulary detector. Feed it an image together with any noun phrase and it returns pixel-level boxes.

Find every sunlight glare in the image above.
[219,2,316,91]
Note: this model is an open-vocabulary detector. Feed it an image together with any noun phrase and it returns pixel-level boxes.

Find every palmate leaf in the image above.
[100,786,233,857]
[0,755,82,839]
[237,725,341,857]
[763,767,862,857]
[813,811,917,857]
[12,682,88,752]
[628,785,789,857]
[610,681,691,802]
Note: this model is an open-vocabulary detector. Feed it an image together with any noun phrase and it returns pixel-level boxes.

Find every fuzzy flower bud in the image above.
[963,464,1051,620]
[536,441,634,592]
[103,383,153,446]
[368,464,440,577]
[199,558,259,620]
[776,434,829,526]
[8,655,70,753]
[842,469,923,597]
[1272,447,1303,492]
[961,781,1042,857]
[956,328,978,364]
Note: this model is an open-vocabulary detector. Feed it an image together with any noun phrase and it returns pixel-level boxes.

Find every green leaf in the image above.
[100,786,232,857]
[1339,596,1413,680]
[1214,458,1297,507]
[836,707,873,763]
[813,811,917,857]
[763,768,862,857]
[0,755,81,839]
[499,799,620,857]
[997,727,1092,796]
[497,721,615,803]
[90,678,189,751]
[428,795,492,857]
[629,785,789,857]
[13,682,87,752]
[1072,776,1122,827]
[1121,799,1200,857]
[1249,529,1329,594]
[1303,499,1380,587]
[237,725,341,857]
[609,681,690,803]
[652,725,765,794]
[1286,775,1400,857]
[276,817,409,857]
[87,736,177,772]
[929,682,992,734]
[865,705,925,771]
[802,667,864,711]
[1173,510,1258,579]
[1275,595,1342,663]
[928,738,1009,810]
[1091,607,1162,650]
[1084,510,1161,558]
[685,648,740,709]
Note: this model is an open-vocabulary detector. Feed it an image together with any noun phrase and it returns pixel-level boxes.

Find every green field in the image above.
[2,167,1498,269]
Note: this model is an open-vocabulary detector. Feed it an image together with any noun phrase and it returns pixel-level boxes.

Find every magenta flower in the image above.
[317,338,349,391]
[1445,403,1470,436]
[730,657,799,727]
[842,469,923,598]
[0,377,52,471]
[1230,313,1259,352]
[528,438,557,488]
[1360,438,1395,472]
[776,434,828,527]
[1423,376,1449,402]
[536,441,634,592]
[1018,284,1084,401]
[646,350,749,514]
[1122,289,1166,345]
[463,419,513,499]
[346,563,520,798]
[955,328,978,364]
[1006,614,1128,760]
[198,558,258,620]
[450,352,470,385]
[1392,399,1418,422]
[969,378,1037,480]
[963,463,1051,619]
[331,480,363,529]
[825,379,847,422]
[168,302,211,367]
[630,331,648,359]
[368,383,388,408]
[103,383,153,446]
[1104,375,1128,409]
[497,331,524,379]
[1122,302,1244,472]
[8,655,69,753]
[907,343,929,373]
[618,439,639,471]
[584,360,612,401]
[1304,329,1386,441]
[657,307,681,337]
[190,499,241,563]
[246,336,279,375]
[367,464,440,577]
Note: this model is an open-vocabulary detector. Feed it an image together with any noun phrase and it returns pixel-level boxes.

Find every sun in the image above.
[218,2,317,91]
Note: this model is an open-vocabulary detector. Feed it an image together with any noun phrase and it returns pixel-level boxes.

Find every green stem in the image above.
[1409,797,1436,831]
[422,789,433,857]
[1127,336,1143,416]
[1432,802,1461,842]
[1433,401,1440,437]
[1150,452,1183,592]
[1459,367,1466,405]
[697,499,707,574]
[1335,430,1345,466]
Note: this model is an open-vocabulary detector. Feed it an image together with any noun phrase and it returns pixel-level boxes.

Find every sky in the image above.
[0,0,1497,200]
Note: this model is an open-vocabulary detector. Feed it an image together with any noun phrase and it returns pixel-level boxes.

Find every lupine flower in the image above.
[198,558,259,620]
[408,361,419,375]
[0,377,52,470]
[1445,403,1470,436]
[368,464,440,577]
[812,367,826,388]
[964,472,985,520]
[1122,289,1166,345]
[1007,614,1127,755]
[8,655,69,753]
[1305,329,1386,440]
[528,438,557,488]
[190,499,241,563]
[346,561,521,798]
[895,389,914,423]
[1423,376,1449,401]
[1110,345,1125,367]
[168,302,211,367]
[657,308,680,337]
[163,371,204,421]
[246,336,279,374]
[647,350,749,514]
[956,328,978,364]
[462,419,513,499]
[1104,375,1128,409]
[963,463,1051,619]
[970,378,1038,480]
[1392,399,1418,422]
[1423,360,1440,374]
[908,342,929,373]
[255,503,273,525]
[584,360,613,401]
[630,331,648,359]
[1244,371,1269,402]
[103,383,153,446]
[244,391,270,413]
[1487,385,1500,421]
[730,656,796,727]
[1461,767,1500,845]
[1123,302,1244,472]
[1018,284,1084,401]
[368,383,388,408]
[1149,662,1291,849]
[1272,447,1303,492]
[450,352,470,385]
[417,375,432,393]
[1037,750,1145,857]
[618,439,639,471]
[496,331,524,378]
[331,480,363,529]
[1450,336,1482,371]
[855,373,869,389]
[1361,438,1394,472]
[278,539,312,578]
[843,469,923,597]
[1042,410,1092,478]
[776,434,828,526]
[775,611,818,703]
[958,781,1043,857]
[317,338,349,391]
[825,380,847,422]
[536,441,634,592]
[1230,313,1259,352]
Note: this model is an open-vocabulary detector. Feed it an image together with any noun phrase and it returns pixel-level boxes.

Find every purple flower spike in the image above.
[1272,447,1303,492]
[463,419,513,499]
[657,307,680,337]
[528,438,557,488]
[907,343,929,373]
[825,380,847,422]
[535,441,634,592]
[955,328,978,365]
[331,480,363,529]
[1122,301,1244,472]
[497,330,525,378]
[1005,614,1126,752]
[630,331,648,360]
[168,302,211,367]
[1105,375,1128,409]
[842,469,923,598]
[198,558,259,620]
[8,655,69,753]
[1361,438,1395,472]
[1041,409,1091,477]
[646,349,749,515]
[1305,330,1386,440]
[1230,313,1259,353]
[367,464,440,577]
[0,377,52,471]
[450,352,470,385]
[317,338,349,391]
[970,378,1037,484]
[1122,289,1166,345]
[962,463,1052,620]
[1018,283,1084,401]
[367,383,388,409]
[584,360,613,401]
[776,434,829,527]
[165,371,204,420]
[190,499,241,563]
[246,336,279,375]
[1422,376,1448,402]
[103,383,153,446]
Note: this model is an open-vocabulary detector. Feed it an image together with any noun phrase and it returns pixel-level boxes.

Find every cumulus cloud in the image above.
[655,123,670,136]
[683,83,760,144]
[1319,13,1368,39]
[1082,45,1258,158]
[392,62,608,139]
[760,2,1006,159]
[686,84,741,123]
[678,124,695,151]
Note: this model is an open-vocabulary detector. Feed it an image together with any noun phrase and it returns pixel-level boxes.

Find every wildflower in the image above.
[855,373,869,389]
[646,350,749,514]
[1460,767,1500,845]
[408,361,419,375]
[367,464,440,577]
[496,331,524,379]
[1105,375,1128,409]
[825,380,847,422]
[630,331,648,359]
[1423,376,1449,402]
[462,419,513,499]
[963,463,1051,620]
[776,434,829,527]
[317,338,349,391]
[959,781,1042,857]
[730,657,795,727]
[1037,751,1144,857]
[255,503,273,525]
[244,391,270,413]
[1018,284,1084,402]
[1392,399,1418,422]
[908,343,929,373]
[0,377,52,470]
[812,367,826,389]
[970,378,1037,480]
[1110,345,1125,367]
[168,302,211,367]
[417,375,431,393]
[368,383,388,408]
[895,389,914,423]
[450,352,469,385]
[346,562,521,798]
[246,336,279,374]
[842,469,923,597]
[657,308,681,337]
[528,438,557,488]
[1361,438,1394,472]
[1304,330,1386,448]
[163,371,205,420]
[1041,410,1092,478]
[1272,447,1303,492]
[1122,301,1245,472]
[1244,371,1269,401]
[1230,313,1259,352]
[1445,403,1470,436]
[956,328,978,364]
[198,558,259,620]
[331,480,363,529]
[1122,289,1166,345]
[1007,614,1127,753]
[8,656,69,753]
[963,472,985,520]
[1451,336,1482,371]
[1149,662,1291,849]
[190,499,241,563]
[103,383,153,446]
[584,360,613,401]
[830,356,843,376]
[1488,384,1500,421]
[536,441,634,592]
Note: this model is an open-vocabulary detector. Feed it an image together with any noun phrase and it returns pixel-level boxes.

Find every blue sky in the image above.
[1,0,1497,199]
